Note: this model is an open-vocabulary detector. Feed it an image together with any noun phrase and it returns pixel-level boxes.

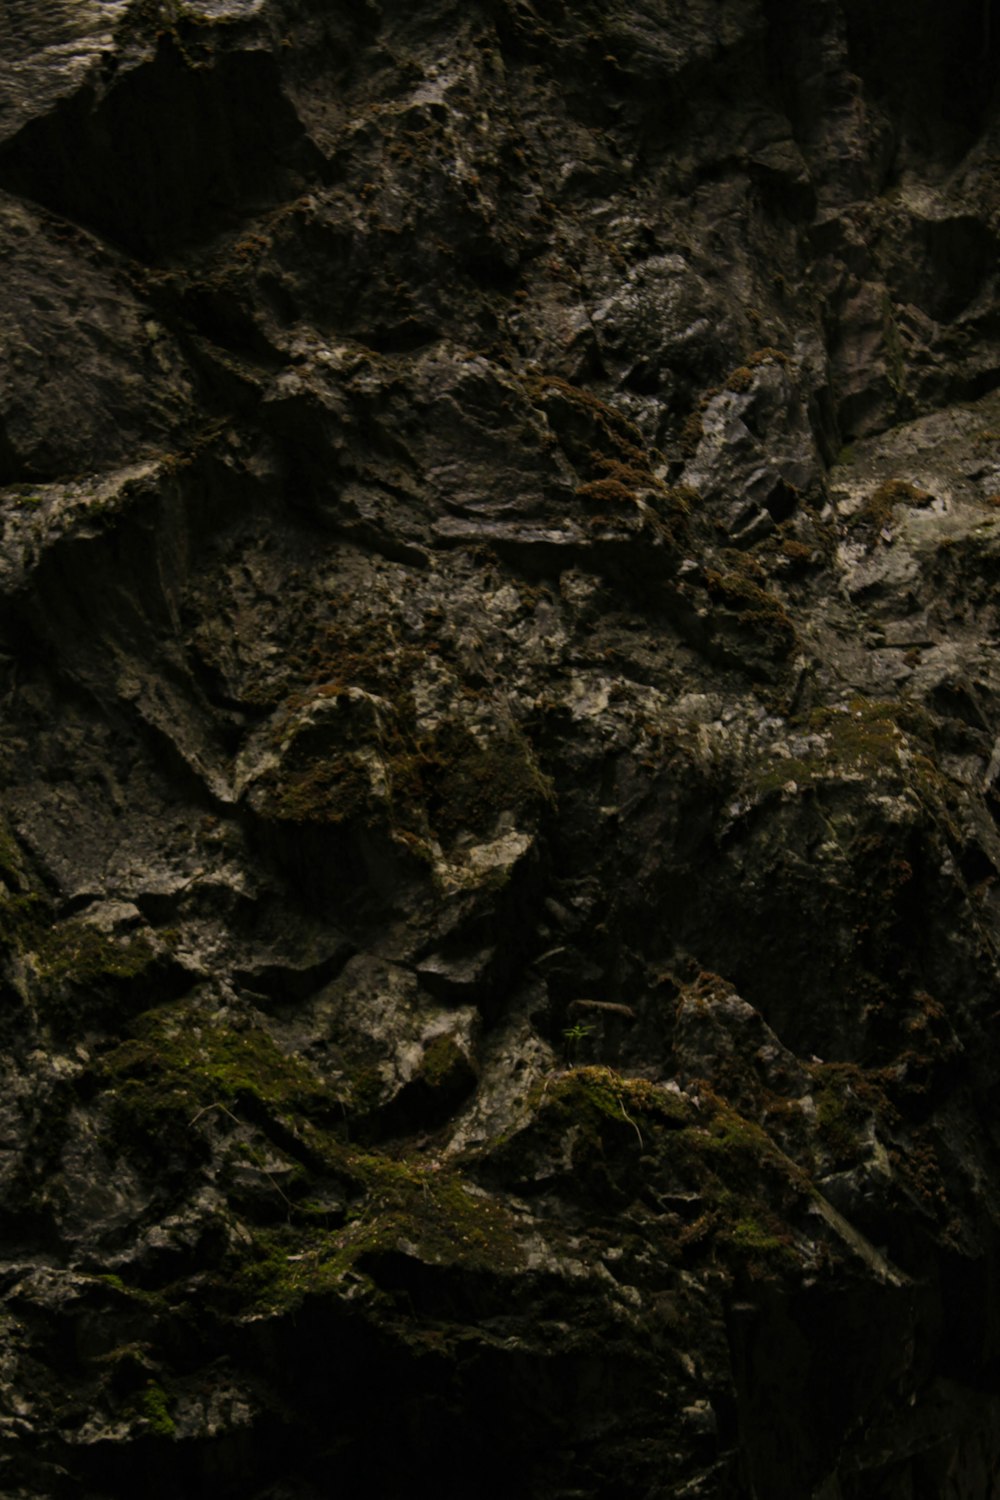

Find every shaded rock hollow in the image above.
[2,0,1000,1495]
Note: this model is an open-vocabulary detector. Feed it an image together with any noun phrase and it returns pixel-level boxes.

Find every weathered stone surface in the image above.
[2,0,1000,1496]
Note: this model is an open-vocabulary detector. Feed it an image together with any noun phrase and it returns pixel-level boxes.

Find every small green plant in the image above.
[562,1022,594,1062]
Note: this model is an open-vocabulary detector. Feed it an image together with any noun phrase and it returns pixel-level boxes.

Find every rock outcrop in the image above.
[2,1,1000,1495]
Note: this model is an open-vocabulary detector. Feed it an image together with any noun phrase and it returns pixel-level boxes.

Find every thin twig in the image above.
[189,1100,296,1217]
[615,1094,644,1149]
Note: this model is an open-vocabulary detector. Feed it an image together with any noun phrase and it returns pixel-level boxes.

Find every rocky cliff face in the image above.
[2,1,1000,1495]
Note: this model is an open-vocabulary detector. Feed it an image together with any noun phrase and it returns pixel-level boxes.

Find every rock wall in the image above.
[1,1,1000,1495]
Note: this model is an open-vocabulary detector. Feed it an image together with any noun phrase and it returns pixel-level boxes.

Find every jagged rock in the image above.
[2,0,1000,1496]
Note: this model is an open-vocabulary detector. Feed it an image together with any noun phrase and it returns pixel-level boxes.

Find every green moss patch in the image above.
[0,815,27,892]
[716,1209,797,1266]
[101,1001,336,1155]
[33,923,156,986]
[224,1152,524,1318]
[512,1063,819,1265]
[751,697,940,797]
[814,1083,868,1165]
[136,1381,176,1438]
[0,898,165,1032]
[543,1065,693,1135]
[420,1033,471,1090]
[99,1002,523,1318]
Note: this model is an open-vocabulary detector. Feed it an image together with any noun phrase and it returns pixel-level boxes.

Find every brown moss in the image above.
[591,455,655,489]
[258,750,393,827]
[257,696,550,854]
[779,538,813,565]
[524,372,652,476]
[576,477,638,511]
[703,569,796,655]
[678,409,705,457]
[852,478,934,535]
[813,700,902,765]
[422,721,552,839]
[725,367,755,394]
[724,347,790,392]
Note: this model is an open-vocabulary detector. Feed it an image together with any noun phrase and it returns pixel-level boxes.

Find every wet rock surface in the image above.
[2,1,1000,1495]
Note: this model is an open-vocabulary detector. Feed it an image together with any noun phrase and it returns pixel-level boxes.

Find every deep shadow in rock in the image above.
[0,40,314,259]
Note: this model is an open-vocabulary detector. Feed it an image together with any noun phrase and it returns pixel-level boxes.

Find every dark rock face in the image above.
[2,1,1000,1495]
